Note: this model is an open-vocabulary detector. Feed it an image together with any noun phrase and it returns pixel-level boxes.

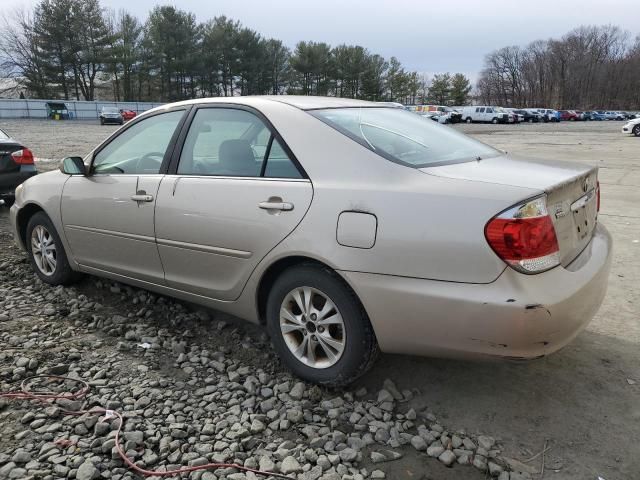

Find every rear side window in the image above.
[177,108,302,179]
[310,107,498,167]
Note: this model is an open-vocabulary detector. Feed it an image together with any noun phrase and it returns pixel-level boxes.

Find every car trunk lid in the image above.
[422,154,599,267]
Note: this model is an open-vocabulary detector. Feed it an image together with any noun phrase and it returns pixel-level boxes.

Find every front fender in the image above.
[10,171,78,268]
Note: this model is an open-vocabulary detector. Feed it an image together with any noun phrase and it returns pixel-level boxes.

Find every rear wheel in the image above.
[266,264,379,386]
[100,118,104,125]
[633,125,640,137]
[491,117,498,124]
[26,212,79,285]
[466,117,472,123]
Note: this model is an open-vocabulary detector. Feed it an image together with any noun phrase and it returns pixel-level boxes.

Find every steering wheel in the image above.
[135,151,164,173]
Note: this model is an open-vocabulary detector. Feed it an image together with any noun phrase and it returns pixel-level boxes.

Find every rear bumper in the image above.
[341,223,612,360]
[0,168,37,199]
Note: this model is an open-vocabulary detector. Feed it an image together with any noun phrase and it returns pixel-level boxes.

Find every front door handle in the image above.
[131,193,154,202]
[258,201,294,211]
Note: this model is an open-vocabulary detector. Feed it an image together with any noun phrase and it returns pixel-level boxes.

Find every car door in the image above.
[154,105,313,301]
[61,108,187,283]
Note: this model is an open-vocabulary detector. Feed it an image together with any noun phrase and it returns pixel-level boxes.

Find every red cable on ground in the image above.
[1,376,294,479]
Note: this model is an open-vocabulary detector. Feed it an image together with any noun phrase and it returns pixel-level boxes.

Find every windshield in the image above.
[310,107,499,167]
[103,107,119,114]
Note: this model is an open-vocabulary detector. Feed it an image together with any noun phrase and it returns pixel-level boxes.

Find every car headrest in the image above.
[218,139,258,176]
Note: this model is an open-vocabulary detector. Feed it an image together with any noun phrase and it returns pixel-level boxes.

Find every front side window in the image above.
[93,110,184,174]
[177,108,302,179]
[310,107,499,167]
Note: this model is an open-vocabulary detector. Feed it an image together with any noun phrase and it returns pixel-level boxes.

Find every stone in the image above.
[427,444,445,458]
[280,456,302,474]
[250,419,265,433]
[339,448,357,462]
[377,389,394,403]
[410,436,427,451]
[76,461,99,480]
[371,470,386,479]
[382,379,403,400]
[11,450,31,464]
[289,382,305,400]
[478,435,496,450]
[259,456,275,472]
[438,450,456,467]
[473,455,488,471]
[488,461,503,477]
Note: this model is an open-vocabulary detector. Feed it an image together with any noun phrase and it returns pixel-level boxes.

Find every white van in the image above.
[460,106,510,124]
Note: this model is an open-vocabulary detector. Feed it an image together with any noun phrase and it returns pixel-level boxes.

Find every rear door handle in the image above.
[258,201,294,211]
[131,194,154,202]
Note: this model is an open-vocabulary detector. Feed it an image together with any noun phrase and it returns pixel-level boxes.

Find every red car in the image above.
[559,110,579,121]
[119,109,137,121]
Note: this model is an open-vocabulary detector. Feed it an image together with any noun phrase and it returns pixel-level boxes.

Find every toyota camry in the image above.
[9,96,612,386]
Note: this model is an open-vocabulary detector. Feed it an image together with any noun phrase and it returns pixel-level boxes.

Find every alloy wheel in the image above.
[279,286,346,369]
[31,225,57,276]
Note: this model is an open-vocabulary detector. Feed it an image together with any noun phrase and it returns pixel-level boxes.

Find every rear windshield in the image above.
[0,128,8,140]
[310,107,499,167]
[103,107,119,113]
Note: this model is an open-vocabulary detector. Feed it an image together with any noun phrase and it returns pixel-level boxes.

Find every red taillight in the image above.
[485,196,560,273]
[11,148,34,165]
[596,181,600,212]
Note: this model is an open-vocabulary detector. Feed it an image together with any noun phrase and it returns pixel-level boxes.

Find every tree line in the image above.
[477,25,640,109]
[0,0,472,105]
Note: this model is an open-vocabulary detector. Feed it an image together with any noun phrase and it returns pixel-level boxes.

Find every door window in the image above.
[92,110,184,174]
[177,108,302,179]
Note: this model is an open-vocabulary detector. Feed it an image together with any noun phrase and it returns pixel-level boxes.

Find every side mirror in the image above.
[59,156,86,175]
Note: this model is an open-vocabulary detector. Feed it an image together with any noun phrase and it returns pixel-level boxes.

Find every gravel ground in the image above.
[0,118,639,480]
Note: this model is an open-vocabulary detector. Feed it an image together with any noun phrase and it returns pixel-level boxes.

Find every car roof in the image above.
[150,95,380,112]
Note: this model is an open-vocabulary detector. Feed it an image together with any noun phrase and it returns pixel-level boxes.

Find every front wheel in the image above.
[266,264,379,387]
[466,117,472,123]
[26,212,79,285]
[491,117,498,124]
[633,125,640,137]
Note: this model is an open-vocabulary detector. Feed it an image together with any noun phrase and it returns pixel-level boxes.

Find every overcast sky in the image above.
[3,0,640,79]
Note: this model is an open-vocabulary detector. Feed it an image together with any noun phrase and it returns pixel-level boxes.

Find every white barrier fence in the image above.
[0,98,165,119]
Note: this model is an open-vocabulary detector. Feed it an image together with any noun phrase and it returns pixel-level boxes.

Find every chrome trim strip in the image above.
[156,238,252,259]
[570,188,596,212]
[65,225,155,243]
[163,174,310,183]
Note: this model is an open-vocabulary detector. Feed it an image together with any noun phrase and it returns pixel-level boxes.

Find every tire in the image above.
[491,117,498,124]
[100,118,104,125]
[633,125,640,137]
[529,118,534,123]
[465,117,472,123]
[26,212,80,285]
[266,264,379,387]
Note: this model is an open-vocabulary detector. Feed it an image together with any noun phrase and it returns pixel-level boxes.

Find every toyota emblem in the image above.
[582,178,589,192]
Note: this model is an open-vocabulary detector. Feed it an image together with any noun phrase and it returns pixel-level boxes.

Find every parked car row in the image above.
[405,104,639,125]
